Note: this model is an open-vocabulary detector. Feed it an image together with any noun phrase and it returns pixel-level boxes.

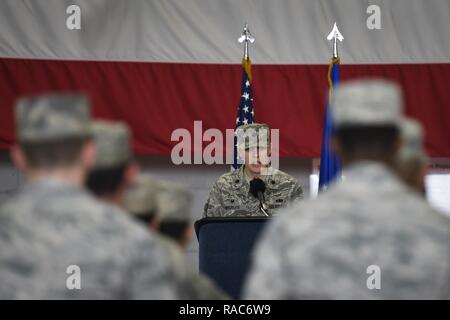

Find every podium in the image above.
[195,217,270,299]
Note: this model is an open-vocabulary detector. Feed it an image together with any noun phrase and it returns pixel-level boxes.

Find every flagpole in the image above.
[327,22,344,59]
[326,22,344,103]
[318,23,344,191]
[238,23,255,60]
[233,24,256,170]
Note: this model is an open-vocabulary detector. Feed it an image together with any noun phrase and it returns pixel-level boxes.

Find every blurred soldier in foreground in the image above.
[126,175,229,299]
[0,94,176,299]
[395,118,428,195]
[204,123,303,217]
[244,79,450,299]
[87,120,139,208]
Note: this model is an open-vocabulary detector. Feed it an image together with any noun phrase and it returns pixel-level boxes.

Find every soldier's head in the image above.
[236,123,271,176]
[124,173,162,229]
[11,93,95,185]
[125,175,194,249]
[395,118,428,194]
[86,120,139,207]
[331,79,402,167]
[156,181,194,249]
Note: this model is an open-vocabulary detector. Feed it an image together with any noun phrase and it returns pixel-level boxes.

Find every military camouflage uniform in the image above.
[204,165,303,217]
[90,120,131,169]
[244,162,450,299]
[244,80,450,299]
[15,94,91,143]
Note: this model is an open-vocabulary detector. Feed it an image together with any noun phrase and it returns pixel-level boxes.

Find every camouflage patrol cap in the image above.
[124,174,161,216]
[156,181,193,223]
[236,123,270,150]
[15,93,91,143]
[398,118,428,163]
[332,79,403,128]
[91,120,132,169]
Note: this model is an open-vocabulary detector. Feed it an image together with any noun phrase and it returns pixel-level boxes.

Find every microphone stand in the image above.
[259,200,270,216]
[249,177,270,217]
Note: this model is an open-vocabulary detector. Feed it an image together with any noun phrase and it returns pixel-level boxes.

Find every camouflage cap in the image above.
[124,174,161,216]
[236,123,270,150]
[398,117,428,164]
[332,79,403,128]
[15,93,91,143]
[91,120,132,169]
[156,181,193,223]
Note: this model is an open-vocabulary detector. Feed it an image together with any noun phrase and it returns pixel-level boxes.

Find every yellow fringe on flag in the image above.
[327,57,340,106]
[242,57,252,84]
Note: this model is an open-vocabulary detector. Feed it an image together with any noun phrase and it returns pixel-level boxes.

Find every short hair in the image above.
[335,126,399,158]
[159,221,190,243]
[20,137,87,169]
[132,212,157,226]
[86,164,128,196]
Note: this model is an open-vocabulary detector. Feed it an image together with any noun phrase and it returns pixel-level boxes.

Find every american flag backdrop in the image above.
[0,0,449,158]
[233,58,255,170]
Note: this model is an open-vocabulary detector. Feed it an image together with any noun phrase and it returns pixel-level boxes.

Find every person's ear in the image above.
[124,162,140,186]
[392,134,401,154]
[419,165,427,196]
[10,145,27,171]
[180,224,194,250]
[150,215,161,231]
[80,140,96,170]
[332,136,342,158]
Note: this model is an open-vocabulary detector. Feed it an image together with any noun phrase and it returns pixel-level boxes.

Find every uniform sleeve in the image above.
[242,218,293,299]
[203,181,224,217]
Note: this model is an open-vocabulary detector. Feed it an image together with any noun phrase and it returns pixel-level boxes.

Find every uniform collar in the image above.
[24,176,85,194]
[343,160,405,190]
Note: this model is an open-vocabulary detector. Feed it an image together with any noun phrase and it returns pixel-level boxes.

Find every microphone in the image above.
[249,178,269,216]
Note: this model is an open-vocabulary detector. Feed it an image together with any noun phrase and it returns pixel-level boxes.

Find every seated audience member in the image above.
[126,175,230,300]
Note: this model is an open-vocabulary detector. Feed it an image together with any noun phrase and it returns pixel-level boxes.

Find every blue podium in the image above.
[195,217,270,299]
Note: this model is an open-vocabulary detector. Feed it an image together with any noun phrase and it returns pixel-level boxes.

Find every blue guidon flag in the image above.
[318,57,342,191]
[232,57,254,170]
